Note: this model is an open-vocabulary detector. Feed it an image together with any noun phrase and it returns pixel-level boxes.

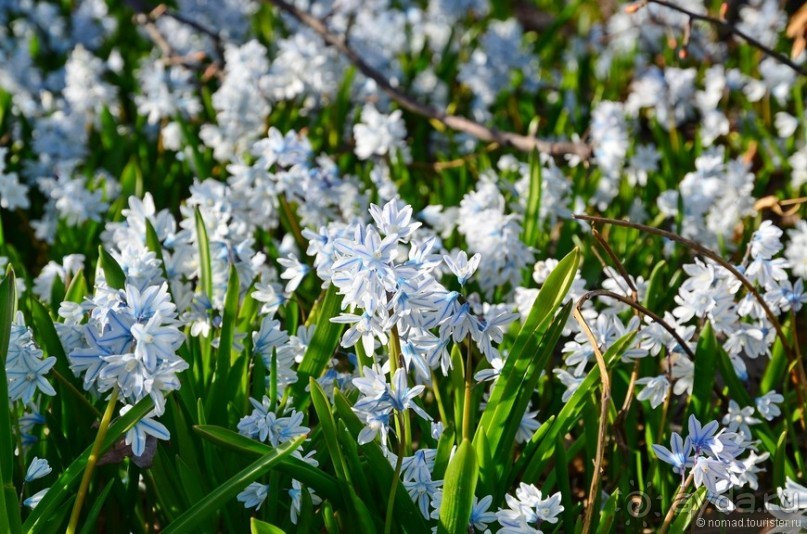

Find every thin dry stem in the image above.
[263,0,593,159]
[574,214,807,428]
[633,0,807,76]
[573,303,612,534]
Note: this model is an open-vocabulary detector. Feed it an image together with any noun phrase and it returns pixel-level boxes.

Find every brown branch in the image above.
[631,0,807,76]
[573,214,807,424]
[128,1,225,74]
[162,8,226,65]
[577,289,696,361]
[262,0,593,160]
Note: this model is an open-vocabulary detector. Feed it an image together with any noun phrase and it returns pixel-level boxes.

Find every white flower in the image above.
[755,390,784,421]
[443,251,481,286]
[25,457,52,482]
[636,375,670,409]
[353,105,408,161]
[237,482,270,510]
[721,399,761,440]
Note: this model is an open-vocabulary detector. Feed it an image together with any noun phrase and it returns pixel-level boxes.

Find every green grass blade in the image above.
[208,263,239,422]
[309,378,349,482]
[476,248,579,459]
[78,481,115,534]
[522,148,543,249]
[162,435,305,533]
[193,424,341,502]
[97,246,126,290]
[23,397,155,532]
[437,438,478,534]
[194,207,213,299]
[292,285,343,409]
[521,330,637,482]
[250,518,284,534]
[0,268,18,534]
[332,391,429,534]
[687,322,717,421]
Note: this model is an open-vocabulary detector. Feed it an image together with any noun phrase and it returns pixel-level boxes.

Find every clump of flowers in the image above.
[68,280,186,454]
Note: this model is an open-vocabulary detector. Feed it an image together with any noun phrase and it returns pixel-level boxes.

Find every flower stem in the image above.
[462,336,473,441]
[384,411,406,534]
[659,471,694,534]
[66,388,119,534]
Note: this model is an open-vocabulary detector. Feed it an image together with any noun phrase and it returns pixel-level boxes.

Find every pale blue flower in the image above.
[122,406,171,457]
[7,353,57,404]
[289,479,321,524]
[368,199,421,240]
[23,488,49,509]
[652,432,692,476]
[470,495,496,531]
[25,457,52,482]
[387,368,431,422]
[237,482,269,510]
[443,250,481,286]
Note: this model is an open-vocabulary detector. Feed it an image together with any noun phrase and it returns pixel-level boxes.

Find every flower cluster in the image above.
[653,415,768,511]
[68,281,186,455]
[6,312,56,405]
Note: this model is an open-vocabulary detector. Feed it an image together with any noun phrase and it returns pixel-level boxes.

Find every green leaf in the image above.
[521,331,637,482]
[0,267,19,534]
[208,263,239,422]
[332,392,428,534]
[64,269,88,304]
[195,207,213,299]
[193,425,341,503]
[437,438,478,534]
[760,326,788,394]
[432,425,455,481]
[292,285,344,409]
[250,518,285,534]
[476,248,579,466]
[309,378,349,482]
[596,489,619,534]
[687,322,717,421]
[29,298,70,375]
[144,219,173,292]
[163,435,305,533]
[668,487,706,534]
[522,149,543,249]
[493,301,571,474]
[98,246,126,289]
[773,430,787,489]
[23,397,156,532]
[78,481,115,534]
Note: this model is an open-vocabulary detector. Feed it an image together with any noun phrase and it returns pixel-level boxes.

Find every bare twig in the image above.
[578,290,696,361]
[573,214,807,425]
[573,303,613,534]
[659,471,695,534]
[593,228,638,301]
[573,288,687,532]
[128,1,225,73]
[163,8,226,64]
[630,0,807,76]
[262,0,593,160]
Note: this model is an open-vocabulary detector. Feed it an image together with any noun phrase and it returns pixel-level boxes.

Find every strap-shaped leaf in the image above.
[476,248,579,461]
[194,207,213,299]
[0,268,19,534]
[437,438,478,534]
[193,424,341,503]
[292,285,344,409]
[162,435,305,533]
[97,246,126,290]
[23,397,156,532]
